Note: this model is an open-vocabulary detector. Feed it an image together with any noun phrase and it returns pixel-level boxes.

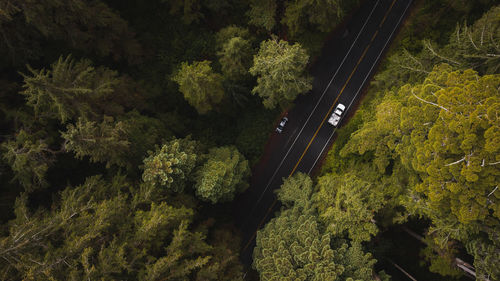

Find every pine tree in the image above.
[0,175,244,280]
[0,0,141,63]
[20,55,124,123]
[194,146,250,203]
[247,0,277,31]
[172,61,225,115]
[253,173,378,281]
[250,38,312,109]
[142,137,198,193]
[315,173,383,242]
[2,130,55,191]
[61,116,131,168]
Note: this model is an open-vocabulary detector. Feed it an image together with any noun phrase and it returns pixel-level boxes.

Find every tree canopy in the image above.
[250,38,312,109]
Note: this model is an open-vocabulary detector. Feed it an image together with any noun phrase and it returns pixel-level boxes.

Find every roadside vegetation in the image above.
[0,0,497,280]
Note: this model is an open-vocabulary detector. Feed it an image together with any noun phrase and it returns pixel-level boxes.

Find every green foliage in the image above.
[282,0,349,36]
[0,175,244,280]
[142,138,198,193]
[250,38,312,109]
[420,236,462,278]
[466,237,500,281]
[215,25,251,49]
[315,173,383,242]
[172,60,225,114]
[0,0,141,63]
[20,55,124,123]
[449,5,500,74]
[253,173,377,281]
[2,130,55,191]
[61,116,131,168]
[247,0,277,31]
[218,37,253,80]
[194,146,250,203]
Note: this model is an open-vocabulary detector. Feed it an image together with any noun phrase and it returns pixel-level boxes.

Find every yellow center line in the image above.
[242,0,399,254]
[380,0,397,28]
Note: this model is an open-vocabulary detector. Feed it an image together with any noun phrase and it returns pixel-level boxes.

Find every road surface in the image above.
[233,0,414,267]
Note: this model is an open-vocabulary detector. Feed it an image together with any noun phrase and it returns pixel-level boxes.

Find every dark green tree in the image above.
[20,55,126,123]
[218,37,253,81]
[0,0,141,63]
[247,0,277,31]
[61,116,131,168]
[194,146,250,203]
[0,175,244,280]
[250,38,312,109]
[172,61,225,115]
[2,130,55,191]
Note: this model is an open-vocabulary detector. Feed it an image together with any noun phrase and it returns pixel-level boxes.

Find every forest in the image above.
[0,0,498,280]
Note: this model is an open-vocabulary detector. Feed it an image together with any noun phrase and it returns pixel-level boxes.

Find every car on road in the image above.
[328,103,345,126]
[276,117,289,133]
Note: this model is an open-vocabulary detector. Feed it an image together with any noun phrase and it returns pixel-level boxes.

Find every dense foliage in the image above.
[0,0,497,280]
[319,2,500,280]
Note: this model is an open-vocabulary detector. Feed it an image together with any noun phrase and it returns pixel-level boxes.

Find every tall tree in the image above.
[253,173,378,281]
[142,137,198,193]
[194,146,250,203]
[61,116,131,168]
[315,173,383,242]
[247,0,277,31]
[172,61,225,115]
[20,55,127,123]
[0,0,141,64]
[282,0,352,36]
[2,130,55,191]
[218,37,253,81]
[250,38,312,109]
[0,175,244,280]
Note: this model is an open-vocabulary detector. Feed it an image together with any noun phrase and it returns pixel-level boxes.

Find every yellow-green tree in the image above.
[194,146,250,203]
[253,173,378,281]
[142,138,198,193]
[172,61,225,115]
[250,38,312,109]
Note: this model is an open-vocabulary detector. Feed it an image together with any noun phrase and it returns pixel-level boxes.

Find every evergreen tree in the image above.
[142,137,198,193]
[194,146,250,203]
[2,130,55,191]
[218,37,253,81]
[20,55,125,123]
[250,38,312,109]
[315,173,383,242]
[0,0,141,63]
[282,0,352,36]
[0,175,244,280]
[172,61,225,115]
[247,0,277,31]
[253,173,378,281]
[61,116,131,168]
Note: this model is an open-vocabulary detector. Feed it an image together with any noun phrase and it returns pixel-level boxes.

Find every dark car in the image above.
[276,117,289,133]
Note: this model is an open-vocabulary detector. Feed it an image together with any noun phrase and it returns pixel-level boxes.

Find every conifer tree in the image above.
[61,116,131,168]
[0,175,244,280]
[253,173,378,281]
[315,173,383,242]
[194,146,250,203]
[0,0,141,63]
[247,0,277,31]
[250,38,312,109]
[142,138,198,193]
[20,55,124,123]
[2,130,55,191]
[172,61,225,115]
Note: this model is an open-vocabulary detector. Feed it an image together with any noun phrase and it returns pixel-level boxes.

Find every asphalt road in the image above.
[233,0,414,267]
